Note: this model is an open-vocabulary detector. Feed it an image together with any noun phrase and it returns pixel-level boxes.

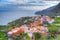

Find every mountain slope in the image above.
[8,17,33,26]
[35,3,60,17]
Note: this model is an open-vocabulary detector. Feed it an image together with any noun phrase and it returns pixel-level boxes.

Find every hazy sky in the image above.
[0,0,60,25]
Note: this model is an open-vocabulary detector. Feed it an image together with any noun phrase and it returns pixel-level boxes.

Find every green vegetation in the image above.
[8,17,33,27]
[0,32,7,40]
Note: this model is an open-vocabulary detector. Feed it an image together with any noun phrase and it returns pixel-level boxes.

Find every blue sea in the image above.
[0,5,38,25]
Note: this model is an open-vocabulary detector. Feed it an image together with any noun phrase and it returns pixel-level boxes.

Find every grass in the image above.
[56,35,60,39]
[0,32,7,40]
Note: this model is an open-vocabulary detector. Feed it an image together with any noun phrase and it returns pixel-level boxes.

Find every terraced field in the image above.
[48,17,60,40]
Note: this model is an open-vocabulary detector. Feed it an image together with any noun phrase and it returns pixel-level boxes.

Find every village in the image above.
[0,15,60,40]
[7,15,56,40]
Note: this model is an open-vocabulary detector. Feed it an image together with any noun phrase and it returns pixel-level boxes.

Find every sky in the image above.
[0,0,60,25]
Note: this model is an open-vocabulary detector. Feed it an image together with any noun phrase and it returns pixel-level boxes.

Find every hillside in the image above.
[8,17,33,27]
[0,16,60,40]
[35,3,60,17]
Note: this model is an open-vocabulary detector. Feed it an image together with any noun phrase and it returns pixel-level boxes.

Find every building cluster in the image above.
[8,16,55,38]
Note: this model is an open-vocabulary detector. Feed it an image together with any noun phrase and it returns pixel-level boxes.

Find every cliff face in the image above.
[35,3,60,17]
